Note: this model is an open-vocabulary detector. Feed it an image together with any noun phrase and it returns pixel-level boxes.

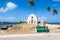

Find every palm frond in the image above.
[29,0,35,6]
[53,9,58,14]
[47,7,50,11]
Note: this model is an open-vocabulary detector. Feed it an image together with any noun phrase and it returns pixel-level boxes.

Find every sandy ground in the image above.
[0,33,60,40]
[0,23,60,35]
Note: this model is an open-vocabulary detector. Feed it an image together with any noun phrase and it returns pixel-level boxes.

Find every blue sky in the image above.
[0,0,60,22]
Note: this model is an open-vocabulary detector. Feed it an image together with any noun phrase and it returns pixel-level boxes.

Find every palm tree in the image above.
[29,0,35,6]
[29,0,35,13]
[53,9,58,15]
[47,6,59,24]
[46,7,53,24]
[47,7,50,11]
[53,9,58,24]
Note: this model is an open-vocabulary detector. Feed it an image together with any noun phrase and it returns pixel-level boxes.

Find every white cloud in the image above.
[41,16,46,20]
[7,2,17,9]
[53,0,60,2]
[0,2,17,13]
[38,17,41,22]
[52,4,58,6]
[4,17,16,21]
[0,17,16,21]
[38,16,46,22]
[0,17,2,19]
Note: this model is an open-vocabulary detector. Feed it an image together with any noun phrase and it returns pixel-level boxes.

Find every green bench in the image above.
[36,26,49,32]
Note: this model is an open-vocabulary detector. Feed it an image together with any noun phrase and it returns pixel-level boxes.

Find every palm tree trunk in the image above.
[56,14,58,24]
[50,15,53,24]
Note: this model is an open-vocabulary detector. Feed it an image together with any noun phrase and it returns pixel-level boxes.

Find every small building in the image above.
[27,14,38,24]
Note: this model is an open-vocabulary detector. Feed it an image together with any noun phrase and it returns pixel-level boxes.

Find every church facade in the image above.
[27,14,38,24]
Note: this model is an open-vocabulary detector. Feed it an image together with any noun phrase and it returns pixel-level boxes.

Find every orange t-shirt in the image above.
[43,23,46,27]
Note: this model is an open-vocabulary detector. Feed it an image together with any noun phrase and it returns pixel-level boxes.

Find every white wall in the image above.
[27,14,38,24]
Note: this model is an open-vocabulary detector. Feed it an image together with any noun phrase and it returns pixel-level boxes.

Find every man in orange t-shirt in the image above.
[43,22,46,28]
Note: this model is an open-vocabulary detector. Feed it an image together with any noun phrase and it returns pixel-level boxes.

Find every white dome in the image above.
[27,14,38,24]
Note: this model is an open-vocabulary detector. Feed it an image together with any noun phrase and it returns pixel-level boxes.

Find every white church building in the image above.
[27,14,38,24]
